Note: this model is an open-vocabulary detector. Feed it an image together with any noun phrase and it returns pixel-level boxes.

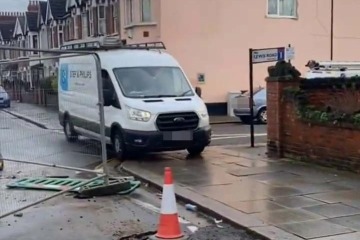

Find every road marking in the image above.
[212,133,267,140]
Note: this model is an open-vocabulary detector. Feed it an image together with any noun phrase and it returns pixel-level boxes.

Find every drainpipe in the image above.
[330,0,334,60]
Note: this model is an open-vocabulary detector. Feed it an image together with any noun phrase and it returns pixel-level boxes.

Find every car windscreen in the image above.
[113,67,194,98]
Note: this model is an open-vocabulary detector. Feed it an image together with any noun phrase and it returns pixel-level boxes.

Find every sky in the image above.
[0,0,28,11]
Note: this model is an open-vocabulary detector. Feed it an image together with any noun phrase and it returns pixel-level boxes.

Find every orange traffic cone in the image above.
[155,167,183,239]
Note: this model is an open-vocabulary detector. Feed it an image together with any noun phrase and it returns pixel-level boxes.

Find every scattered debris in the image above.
[185,204,198,212]
[214,219,224,228]
[13,212,23,217]
[76,180,141,198]
[187,226,199,233]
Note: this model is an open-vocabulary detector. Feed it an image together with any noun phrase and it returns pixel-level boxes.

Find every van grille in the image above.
[156,112,199,131]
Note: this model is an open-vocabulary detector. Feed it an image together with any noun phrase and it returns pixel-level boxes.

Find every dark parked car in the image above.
[233,88,266,124]
[0,86,11,108]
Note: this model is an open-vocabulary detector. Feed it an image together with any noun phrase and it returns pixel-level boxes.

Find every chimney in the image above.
[27,0,39,12]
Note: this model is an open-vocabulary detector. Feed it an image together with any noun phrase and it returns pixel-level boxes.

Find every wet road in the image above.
[0,111,260,240]
[210,123,267,146]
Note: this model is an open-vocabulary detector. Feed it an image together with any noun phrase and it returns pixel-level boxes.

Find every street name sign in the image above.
[252,47,295,64]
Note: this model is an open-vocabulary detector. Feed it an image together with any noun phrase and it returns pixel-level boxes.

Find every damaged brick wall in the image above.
[267,76,360,173]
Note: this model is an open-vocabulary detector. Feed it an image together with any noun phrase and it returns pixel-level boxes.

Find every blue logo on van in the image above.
[60,64,69,91]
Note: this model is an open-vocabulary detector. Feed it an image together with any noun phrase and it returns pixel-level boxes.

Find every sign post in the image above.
[248,45,294,147]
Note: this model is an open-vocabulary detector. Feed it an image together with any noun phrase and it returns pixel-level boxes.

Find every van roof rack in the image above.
[306,60,360,70]
[60,36,166,51]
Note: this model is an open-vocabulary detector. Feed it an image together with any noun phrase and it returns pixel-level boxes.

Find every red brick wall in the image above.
[267,78,360,173]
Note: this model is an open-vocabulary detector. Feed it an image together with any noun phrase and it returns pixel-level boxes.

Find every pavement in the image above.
[120,146,360,240]
[0,105,262,239]
[10,102,360,239]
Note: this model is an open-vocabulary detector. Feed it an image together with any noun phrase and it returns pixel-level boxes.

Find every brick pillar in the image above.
[266,76,299,158]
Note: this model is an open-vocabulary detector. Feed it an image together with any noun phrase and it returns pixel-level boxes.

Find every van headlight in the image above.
[127,107,151,122]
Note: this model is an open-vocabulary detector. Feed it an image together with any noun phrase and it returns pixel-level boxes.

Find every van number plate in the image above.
[163,131,193,141]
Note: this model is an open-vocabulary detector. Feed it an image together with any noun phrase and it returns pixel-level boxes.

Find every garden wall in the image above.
[267,71,360,172]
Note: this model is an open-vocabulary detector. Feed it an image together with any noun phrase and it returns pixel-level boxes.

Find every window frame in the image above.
[81,11,88,37]
[266,0,297,19]
[31,34,39,55]
[112,4,118,33]
[98,5,106,35]
[140,0,152,22]
[89,9,94,36]
[125,0,133,25]
[102,69,121,109]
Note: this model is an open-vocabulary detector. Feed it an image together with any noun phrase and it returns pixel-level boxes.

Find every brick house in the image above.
[0,13,18,83]
[12,14,27,83]
[63,0,120,44]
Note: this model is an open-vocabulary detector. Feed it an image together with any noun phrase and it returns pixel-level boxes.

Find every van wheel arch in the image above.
[110,123,123,141]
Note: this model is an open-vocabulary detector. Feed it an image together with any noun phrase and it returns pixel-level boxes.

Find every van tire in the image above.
[187,145,205,156]
[64,116,78,142]
[112,130,126,160]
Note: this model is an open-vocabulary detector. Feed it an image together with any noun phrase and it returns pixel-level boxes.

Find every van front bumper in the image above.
[122,126,212,152]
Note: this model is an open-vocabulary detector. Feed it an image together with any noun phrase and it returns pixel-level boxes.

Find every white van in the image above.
[58,39,211,160]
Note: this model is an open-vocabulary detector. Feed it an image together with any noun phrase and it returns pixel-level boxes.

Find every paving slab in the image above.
[327,214,360,231]
[120,145,360,240]
[278,220,354,239]
[271,196,325,208]
[311,232,360,240]
[306,190,360,204]
[250,226,306,240]
[227,200,286,214]
[252,208,324,225]
[304,203,360,218]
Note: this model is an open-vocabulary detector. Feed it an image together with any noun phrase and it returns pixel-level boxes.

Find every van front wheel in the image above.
[64,117,78,142]
[112,130,126,160]
[187,145,206,156]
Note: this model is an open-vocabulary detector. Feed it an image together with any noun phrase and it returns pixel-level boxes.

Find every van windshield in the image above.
[113,67,194,98]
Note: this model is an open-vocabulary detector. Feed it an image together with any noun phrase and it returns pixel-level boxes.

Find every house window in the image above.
[69,18,74,40]
[74,15,79,39]
[47,27,53,49]
[58,25,64,46]
[98,6,106,35]
[82,12,88,37]
[59,32,63,46]
[267,0,297,18]
[112,4,118,33]
[32,35,38,54]
[53,26,58,48]
[21,39,25,56]
[126,0,133,25]
[141,0,151,22]
[89,9,94,36]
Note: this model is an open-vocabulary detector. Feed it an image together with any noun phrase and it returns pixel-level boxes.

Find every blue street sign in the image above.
[252,47,294,63]
[277,47,285,61]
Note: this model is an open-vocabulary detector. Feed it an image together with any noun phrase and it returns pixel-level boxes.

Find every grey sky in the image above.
[0,0,28,12]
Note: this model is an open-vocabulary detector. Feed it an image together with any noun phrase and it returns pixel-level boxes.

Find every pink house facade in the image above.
[123,0,360,114]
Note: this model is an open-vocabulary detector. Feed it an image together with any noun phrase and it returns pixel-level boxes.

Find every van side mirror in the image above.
[195,87,202,98]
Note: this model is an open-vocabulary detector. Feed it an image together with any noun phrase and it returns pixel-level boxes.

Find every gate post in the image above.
[266,62,300,158]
